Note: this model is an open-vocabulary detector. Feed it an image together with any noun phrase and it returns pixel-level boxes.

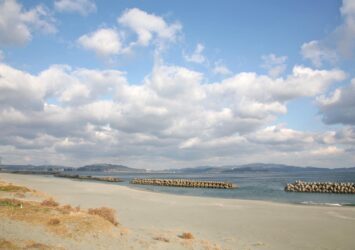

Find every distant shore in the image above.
[1,173,355,250]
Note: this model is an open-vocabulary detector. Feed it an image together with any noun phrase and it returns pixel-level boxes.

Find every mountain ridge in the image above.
[1,163,354,173]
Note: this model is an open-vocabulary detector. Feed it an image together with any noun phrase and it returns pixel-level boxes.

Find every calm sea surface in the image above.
[63,170,355,206]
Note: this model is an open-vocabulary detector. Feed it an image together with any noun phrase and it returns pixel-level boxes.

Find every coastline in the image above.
[1,173,355,249]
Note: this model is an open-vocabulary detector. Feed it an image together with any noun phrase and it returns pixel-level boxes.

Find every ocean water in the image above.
[63,170,355,206]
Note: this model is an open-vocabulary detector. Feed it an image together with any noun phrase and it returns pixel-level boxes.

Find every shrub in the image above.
[179,232,194,240]
[41,198,59,207]
[88,207,118,226]
[48,218,60,225]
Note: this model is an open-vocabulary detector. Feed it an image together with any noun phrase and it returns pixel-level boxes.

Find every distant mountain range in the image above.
[0,164,71,172]
[161,163,355,174]
[1,163,354,173]
[76,164,144,173]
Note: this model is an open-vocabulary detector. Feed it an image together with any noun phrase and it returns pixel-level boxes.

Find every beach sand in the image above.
[1,173,355,250]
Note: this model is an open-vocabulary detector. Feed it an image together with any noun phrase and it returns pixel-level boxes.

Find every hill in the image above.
[77,164,145,173]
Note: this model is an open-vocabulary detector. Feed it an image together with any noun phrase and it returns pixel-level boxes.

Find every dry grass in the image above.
[0,183,30,193]
[0,239,21,250]
[14,192,26,198]
[0,180,126,245]
[41,198,59,207]
[25,242,53,250]
[179,232,194,240]
[48,218,60,225]
[0,197,118,238]
[0,198,23,208]
[0,239,61,250]
[153,236,170,243]
[88,207,118,226]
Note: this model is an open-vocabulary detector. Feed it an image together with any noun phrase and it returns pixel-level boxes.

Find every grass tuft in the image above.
[0,198,22,208]
[88,207,118,226]
[0,184,30,193]
[179,232,194,240]
[41,198,59,207]
[153,236,170,242]
[48,218,60,225]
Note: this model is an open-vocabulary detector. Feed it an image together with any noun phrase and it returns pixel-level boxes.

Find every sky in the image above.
[0,0,354,169]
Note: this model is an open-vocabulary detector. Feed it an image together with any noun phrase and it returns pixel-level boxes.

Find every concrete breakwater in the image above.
[130,178,236,189]
[285,180,355,194]
[54,174,123,183]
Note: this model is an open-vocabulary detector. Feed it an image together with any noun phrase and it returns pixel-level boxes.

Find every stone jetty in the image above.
[130,178,236,189]
[285,180,355,194]
[54,173,123,183]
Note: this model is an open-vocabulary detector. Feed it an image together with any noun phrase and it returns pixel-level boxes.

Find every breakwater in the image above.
[285,181,355,194]
[130,178,236,189]
[54,174,123,183]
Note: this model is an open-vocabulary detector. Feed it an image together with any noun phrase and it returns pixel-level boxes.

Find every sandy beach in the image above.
[1,173,355,250]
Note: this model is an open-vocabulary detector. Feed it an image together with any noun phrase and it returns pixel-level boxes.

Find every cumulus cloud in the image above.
[301,0,355,67]
[183,43,206,64]
[54,0,96,16]
[0,0,56,46]
[118,8,181,47]
[261,54,287,78]
[0,59,350,167]
[212,61,232,76]
[247,125,313,145]
[317,78,355,125]
[77,28,123,58]
[301,41,337,68]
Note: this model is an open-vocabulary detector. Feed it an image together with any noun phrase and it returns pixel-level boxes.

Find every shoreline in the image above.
[4,171,355,208]
[1,173,355,249]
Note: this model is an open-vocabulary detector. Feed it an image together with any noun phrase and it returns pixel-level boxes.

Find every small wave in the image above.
[299,201,344,207]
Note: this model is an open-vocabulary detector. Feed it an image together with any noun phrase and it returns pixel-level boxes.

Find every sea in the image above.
[61,169,355,206]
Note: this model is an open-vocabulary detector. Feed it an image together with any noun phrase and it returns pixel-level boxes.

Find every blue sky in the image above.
[0,0,354,168]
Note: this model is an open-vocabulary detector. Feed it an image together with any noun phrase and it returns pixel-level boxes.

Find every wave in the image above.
[298,201,355,207]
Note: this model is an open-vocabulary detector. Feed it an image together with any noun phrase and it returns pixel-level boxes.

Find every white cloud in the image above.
[301,41,337,68]
[118,8,181,47]
[77,28,122,58]
[317,78,355,125]
[0,61,351,167]
[54,0,96,16]
[310,146,343,156]
[183,43,206,64]
[248,125,313,145]
[301,0,355,66]
[0,0,56,46]
[261,54,287,77]
[212,61,232,76]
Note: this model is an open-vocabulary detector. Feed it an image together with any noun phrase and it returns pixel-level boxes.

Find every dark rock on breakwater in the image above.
[54,173,123,183]
[130,178,236,189]
[285,181,355,194]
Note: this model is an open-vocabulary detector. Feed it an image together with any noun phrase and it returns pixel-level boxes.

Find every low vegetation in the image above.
[41,198,59,207]
[0,198,22,208]
[48,218,61,225]
[153,236,170,242]
[0,239,57,250]
[88,207,119,226]
[0,183,30,193]
[179,232,194,240]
